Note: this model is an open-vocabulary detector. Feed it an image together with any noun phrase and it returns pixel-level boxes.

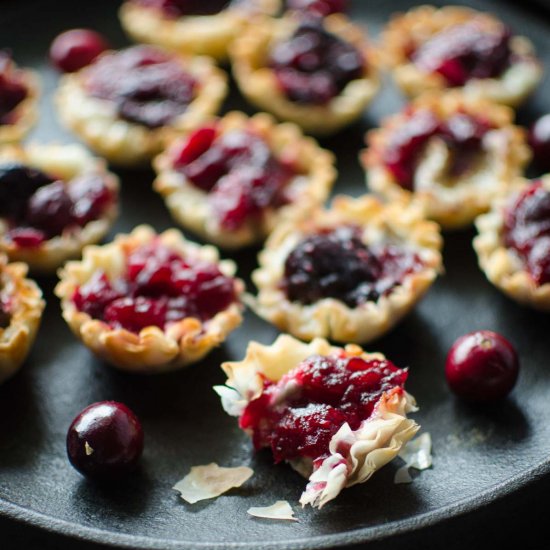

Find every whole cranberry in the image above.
[529,114,550,172]
[66,401,144,479]
[445,330,519,403]
[50,29,109,73]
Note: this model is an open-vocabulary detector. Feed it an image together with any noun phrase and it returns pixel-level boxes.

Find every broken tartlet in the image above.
[214,334,420,508]
[380,5,542,107]
[231,13,379,135]
[55,225,244,373]
[251,195,442,344]
[474,176,550,311]
[153,111,336,249]
[0,51,40,145]
[0,144,119,274]
[0,254,44,384]
[361,92,530,230]
[119,0,280,62]
[55,45,227,166]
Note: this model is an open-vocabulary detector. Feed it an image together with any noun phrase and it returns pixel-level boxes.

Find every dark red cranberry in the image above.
[73,271,125,320]
[134,0,231,17]
[269,20,364,105]
[69,174,114,225]
[411,22,512,86]
[240,353,408,462]
[6,227,47,248]
[445,330,519,403]
[66,401,144,480]
[286,0,347,16]
[529,114,550,172]
[85,46,197,128]
[0,52,28,124]
[50,29,109,73]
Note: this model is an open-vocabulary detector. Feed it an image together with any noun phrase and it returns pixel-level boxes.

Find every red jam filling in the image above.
[171,126,296,230]
[411,21,513,87]
[383,109,493,190]
[0,52,28,125]
[133,0,232,17]
[72,242,237,333]
[286,0,347,16]
[282,225,423,307]
[269,19,365,105]
[240,353,408,463]
[504,180,550,285]
[0,163,114,248]
[85,46,197,129]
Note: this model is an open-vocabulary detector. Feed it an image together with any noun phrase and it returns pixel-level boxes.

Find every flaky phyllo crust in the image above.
[474,175,550,311]
[379,5,542,107]
[55,225,244,373]
[214,335,419,508]
[55,50,227,166]
[0,254,44,384]
[119,0,281,61]
[362,92,530,229]
[0,144,119,274]
[153,111,336,249]
[251,195,442,343]
[230,13,379,135]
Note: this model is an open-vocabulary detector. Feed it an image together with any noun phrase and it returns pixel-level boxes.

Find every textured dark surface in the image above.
[1,0,550,548]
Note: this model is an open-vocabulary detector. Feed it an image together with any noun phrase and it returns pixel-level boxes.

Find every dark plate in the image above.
[1,0,550,548]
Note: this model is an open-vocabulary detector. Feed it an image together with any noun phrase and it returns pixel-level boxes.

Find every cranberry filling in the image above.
[240,353,408,462]
[286,0,348,16]
[281,225,423,307]
[0,163,114,248]
[504,181,550,285]
[411,21,513,87]
[134,0,232,17]
[0,52,28,125]
[269,20,364,105]
[85,46,197,129]
[72,242,237,333]
[172,126,296,230]
[383,110,493,190]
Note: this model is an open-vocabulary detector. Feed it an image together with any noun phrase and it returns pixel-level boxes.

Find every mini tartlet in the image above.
[0,143,119,274]
[119,0,280,61]
[153,111,336,249]
[474,175,550,311]
[230,13,379,135]
[0,254,44,384]
[251,195,442,343]
[0,51,40,145]
[380,5,542,107]
[55,45,227,166]
[361,92,530,230]
[214,334,419,508]
[55,225,245,373]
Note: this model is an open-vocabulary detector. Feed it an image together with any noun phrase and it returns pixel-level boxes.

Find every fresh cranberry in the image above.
[286,0,347,16]
[50,29,109,73]
[269,19,364,105]
[411,21,512,86]
[85,46,197,128]
[0,52,28,124]
[445,331,519,402]
[529,114,550,172]
[282,225,422,306]
[240,353,408,462]
[66,401,144,479]
[134,0,231,17]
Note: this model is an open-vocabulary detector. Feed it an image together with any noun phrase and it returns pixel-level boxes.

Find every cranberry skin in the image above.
[529,114,550,172]
[50,29,109,73]
[67,401,144,479]
[445,331,519,403]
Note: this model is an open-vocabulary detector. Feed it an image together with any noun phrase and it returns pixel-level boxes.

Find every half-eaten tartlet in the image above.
[251,195,442,343]
[55,225,244,373]
[119,0,280,62]
[55,45,227,166]
[361,92,530,230]
[0,254,45,384]
[230,13,379,135]
[214,334,419,508]
[474,175,550,311]
[153,111,336,249]
[0,51,40,145]
[0,144,119,274]
[380,5,542,107]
